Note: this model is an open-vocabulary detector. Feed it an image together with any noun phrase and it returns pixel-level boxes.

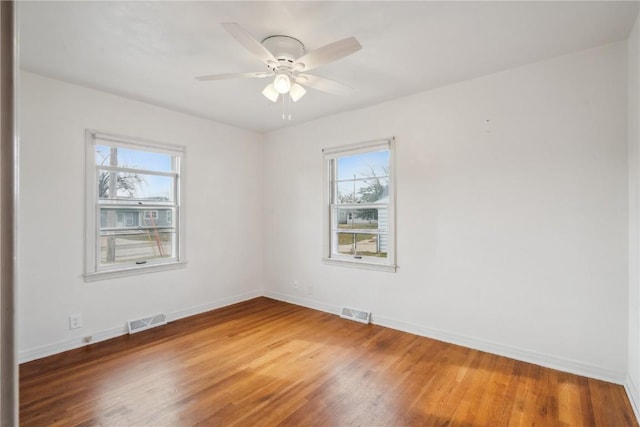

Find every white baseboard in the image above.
[262,291,627,385]
[18,289,262,364]
[18,325,127,364]
[263,290,341,316]
[626,375,640,423]
[166,289,262,323]
[371,313,626,384]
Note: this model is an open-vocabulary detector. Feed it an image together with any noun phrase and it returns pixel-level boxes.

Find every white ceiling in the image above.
[19,1,639,133]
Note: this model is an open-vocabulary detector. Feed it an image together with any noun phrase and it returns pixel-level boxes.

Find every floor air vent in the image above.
[340,307,371,324]
[127,313,167,334]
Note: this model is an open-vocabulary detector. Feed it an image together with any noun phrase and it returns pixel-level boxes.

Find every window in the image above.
[323,138,396,272]
[85,130,185,281]
[144,210,158,220]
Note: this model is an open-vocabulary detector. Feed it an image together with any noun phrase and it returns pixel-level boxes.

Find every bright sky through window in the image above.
[95,145,174,201]
[336,150,389,181]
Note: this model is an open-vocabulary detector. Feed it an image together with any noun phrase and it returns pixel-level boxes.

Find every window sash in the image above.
[332,229,387,236]
[100,226,175,232]
[97,164,178,178]
[330,202,387,209]
[329,203,389,260]
[95,203,180,271]
[98,199,175,207]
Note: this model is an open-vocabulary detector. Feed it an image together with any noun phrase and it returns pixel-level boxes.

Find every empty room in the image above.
[3,0,640,425]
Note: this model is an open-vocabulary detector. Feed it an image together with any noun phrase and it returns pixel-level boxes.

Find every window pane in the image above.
[357,176,389,203]
[336,181,356,203]
[100,229,175,265]
[337,208,379,230]
[336,150,389,181]
[336,179,390,204]
[98,171,174,202]
[100,207,173,229]
[335,174,389,205]
[336,232,387,258]
[96,145,173,172]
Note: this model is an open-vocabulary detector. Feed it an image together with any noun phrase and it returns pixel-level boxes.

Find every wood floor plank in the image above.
[20,297,638,426]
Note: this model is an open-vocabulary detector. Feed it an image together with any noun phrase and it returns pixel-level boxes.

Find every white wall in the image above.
[263,42,629,381]
[18,72,264,361]
[628,12,640,417]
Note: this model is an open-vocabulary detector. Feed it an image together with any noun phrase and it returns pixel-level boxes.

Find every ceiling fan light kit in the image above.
[196,23,361,120]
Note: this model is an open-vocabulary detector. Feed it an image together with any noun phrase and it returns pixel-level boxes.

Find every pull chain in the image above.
[281,94,285,120]
[281,93,293,121]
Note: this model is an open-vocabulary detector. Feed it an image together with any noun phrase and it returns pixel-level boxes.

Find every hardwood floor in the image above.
[20,297,637,426]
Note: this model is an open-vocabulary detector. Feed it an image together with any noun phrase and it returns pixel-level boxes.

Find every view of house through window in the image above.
[86,131,184,278]
[324,139,395,270]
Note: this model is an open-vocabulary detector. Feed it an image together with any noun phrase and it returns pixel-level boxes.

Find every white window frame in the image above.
[323,138,397,272]
[84,130,186,281]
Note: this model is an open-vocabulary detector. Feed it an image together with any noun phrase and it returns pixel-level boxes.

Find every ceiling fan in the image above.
[196,23,362,105]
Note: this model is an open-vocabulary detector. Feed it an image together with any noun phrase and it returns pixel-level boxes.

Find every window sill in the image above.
[322,257,397,272]
[84,261,187,282]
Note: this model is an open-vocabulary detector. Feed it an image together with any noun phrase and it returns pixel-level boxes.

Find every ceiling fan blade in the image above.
[196,71,273,81]
[296,74,353,96]
[293,37,361,72]
[221,22,278,66]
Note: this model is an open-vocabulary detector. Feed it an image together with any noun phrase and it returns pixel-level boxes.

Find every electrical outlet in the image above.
[293,280,299,289]
[83,336,92,343]
[69,314,82,330]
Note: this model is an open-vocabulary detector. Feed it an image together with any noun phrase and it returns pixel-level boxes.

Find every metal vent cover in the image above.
[127,313,167,334]
[340,307,371,324]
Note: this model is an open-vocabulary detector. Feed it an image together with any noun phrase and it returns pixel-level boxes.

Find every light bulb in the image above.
[273,74,291,94]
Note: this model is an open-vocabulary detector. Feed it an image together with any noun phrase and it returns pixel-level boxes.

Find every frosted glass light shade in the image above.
[262,83,279,103]
[289,83,306,102]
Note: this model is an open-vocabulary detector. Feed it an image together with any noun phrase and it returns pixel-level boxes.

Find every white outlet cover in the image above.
[69,313,82,330]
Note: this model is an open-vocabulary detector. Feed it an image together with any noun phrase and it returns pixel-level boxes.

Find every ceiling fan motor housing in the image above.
[262,35,305,68]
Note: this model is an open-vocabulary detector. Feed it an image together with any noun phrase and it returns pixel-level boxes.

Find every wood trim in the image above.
[0,1,17,424]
